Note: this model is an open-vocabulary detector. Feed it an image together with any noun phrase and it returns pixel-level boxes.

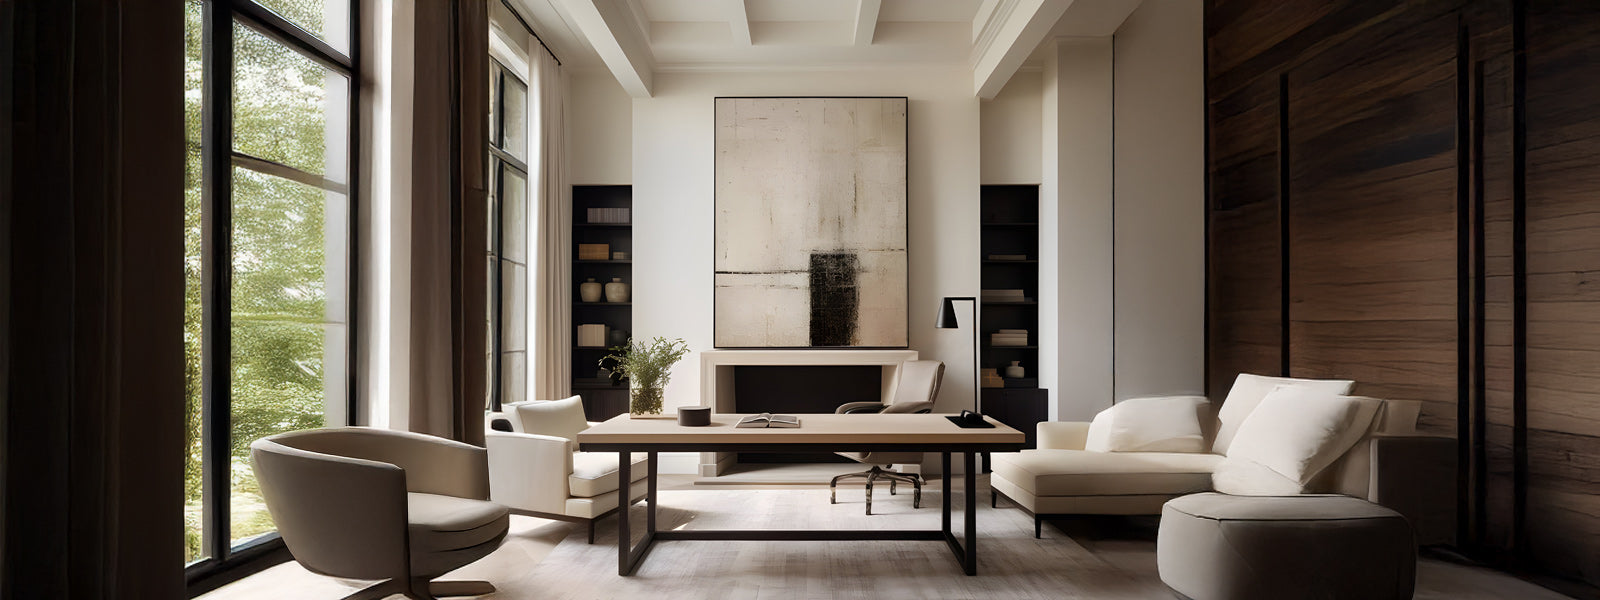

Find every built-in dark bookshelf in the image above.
[572,185,632,420]
[980,185,1048,449]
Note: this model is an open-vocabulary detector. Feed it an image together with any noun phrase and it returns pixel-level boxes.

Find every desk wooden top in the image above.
[576,413,1024,451]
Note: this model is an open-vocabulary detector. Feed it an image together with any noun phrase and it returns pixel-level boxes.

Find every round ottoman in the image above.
[1157,493,1415,600]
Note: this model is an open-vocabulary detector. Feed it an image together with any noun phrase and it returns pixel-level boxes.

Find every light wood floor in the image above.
[203,475,1573,600]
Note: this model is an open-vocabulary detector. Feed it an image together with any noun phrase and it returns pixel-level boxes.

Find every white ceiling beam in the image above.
[852,0,882,46]
[729,0,752,45]
[971,0,1072,99]
[972,0,1001,43]
[561,0,655,97]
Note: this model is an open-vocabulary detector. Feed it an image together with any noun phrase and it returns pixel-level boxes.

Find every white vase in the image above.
[605,278,630,303]
[579,278,602,303]
[1004,361,1025,378]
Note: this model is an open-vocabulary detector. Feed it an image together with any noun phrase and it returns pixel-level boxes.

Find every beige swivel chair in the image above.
[250,427,509,600]
[830,360,944,514]
[484,396,649,543]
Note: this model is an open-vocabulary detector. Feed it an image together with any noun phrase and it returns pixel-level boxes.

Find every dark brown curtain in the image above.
[410,0,489,446]
[2,0,186,597]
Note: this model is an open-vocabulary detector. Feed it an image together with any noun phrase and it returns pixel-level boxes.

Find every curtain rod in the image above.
[499,0,562,66]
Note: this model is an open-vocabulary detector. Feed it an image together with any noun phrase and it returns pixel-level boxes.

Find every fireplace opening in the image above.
[733,365,881,464]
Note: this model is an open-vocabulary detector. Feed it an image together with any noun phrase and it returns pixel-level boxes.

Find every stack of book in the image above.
[578,244,610,260]
[586,207,631,224]
[981,289,1025,302]
[577,324,608,348]
[980,368,1005,388]
[990,329,1029,346]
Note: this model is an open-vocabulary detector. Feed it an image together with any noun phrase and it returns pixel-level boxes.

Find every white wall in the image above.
[1111,0,1205,400]
[1042,37,1115,422]
[981,69,1042,185]
[630,67,982,423]
[569,70,632,184]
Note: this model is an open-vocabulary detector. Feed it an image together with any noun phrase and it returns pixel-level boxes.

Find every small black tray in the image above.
[945,415,995,429]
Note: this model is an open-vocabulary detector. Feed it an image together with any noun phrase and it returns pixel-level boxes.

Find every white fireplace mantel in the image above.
[697,349,918,476]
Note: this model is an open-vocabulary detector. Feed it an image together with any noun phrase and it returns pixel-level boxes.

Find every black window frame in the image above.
[186,0,359,592]
[486,58,529,412]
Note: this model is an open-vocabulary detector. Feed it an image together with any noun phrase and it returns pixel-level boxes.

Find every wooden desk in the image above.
[577,413,1026,576]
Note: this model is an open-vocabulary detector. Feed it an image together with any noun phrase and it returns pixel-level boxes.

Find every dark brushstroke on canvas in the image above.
[809,252,859,346]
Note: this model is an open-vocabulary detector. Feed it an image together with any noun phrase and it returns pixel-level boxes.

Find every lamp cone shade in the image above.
[937,297,960,329]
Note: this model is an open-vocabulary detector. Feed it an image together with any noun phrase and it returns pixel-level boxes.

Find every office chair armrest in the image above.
[836,402,887,414]
[881,400,935,414]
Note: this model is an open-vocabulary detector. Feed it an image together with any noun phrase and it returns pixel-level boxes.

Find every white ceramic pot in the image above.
[1004,361,1025,378]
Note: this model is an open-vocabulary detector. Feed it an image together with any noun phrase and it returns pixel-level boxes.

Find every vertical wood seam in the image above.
[1277,73,1291,377]
[1470,54,1489,551]
[1510,0,1528,560]
[1454,17,1475,549]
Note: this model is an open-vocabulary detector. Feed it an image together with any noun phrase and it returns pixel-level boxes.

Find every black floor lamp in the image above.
[936,296,980,415]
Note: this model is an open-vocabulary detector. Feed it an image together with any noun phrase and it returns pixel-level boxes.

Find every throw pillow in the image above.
[1225,386,1381,488]
[514,396,590,443]
[1083,395,1209,453]
[1212,373,1355,455]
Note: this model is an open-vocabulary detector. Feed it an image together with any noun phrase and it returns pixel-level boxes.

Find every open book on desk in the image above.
[735,413,801,428]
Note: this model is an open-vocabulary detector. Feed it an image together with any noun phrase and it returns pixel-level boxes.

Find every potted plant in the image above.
[601,337,690,418]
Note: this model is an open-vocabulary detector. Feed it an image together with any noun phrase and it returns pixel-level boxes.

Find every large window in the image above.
[487,59,530,411]
[183,0,355,574]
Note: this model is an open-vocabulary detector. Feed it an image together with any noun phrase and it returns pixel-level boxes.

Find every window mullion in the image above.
[200,0,235,565]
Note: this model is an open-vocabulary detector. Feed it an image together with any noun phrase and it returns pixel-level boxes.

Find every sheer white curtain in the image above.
[530,48,571,401]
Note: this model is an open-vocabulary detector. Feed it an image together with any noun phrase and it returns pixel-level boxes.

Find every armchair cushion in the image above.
[515,396,589,443]
[1084,395,1209,453]
[568,452,649,498]
[1213,374,1355,455]
[406,492,510,554]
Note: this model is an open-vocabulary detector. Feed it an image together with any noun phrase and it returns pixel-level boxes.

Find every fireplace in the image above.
[697,349,919,476]
[733,365,882,464]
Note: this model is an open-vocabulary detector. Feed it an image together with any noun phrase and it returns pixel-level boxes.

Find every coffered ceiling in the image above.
[507,0,1141,98]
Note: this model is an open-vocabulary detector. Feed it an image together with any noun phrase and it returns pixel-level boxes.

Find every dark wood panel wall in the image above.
[1206,0,1600,591]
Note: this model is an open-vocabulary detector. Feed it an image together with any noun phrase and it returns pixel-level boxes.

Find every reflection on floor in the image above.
[201,474,1573,600]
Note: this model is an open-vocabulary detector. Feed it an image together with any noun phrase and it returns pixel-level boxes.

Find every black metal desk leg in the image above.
[617,451,630,575]
[614,451,656,576]
[647,452,658,534]
[963,451,978,575]
[941,452,952,535]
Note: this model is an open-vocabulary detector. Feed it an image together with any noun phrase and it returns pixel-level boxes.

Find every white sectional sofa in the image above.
[989,374,1455,543]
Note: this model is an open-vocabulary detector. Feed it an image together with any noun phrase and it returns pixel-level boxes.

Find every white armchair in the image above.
[485,397,648,543]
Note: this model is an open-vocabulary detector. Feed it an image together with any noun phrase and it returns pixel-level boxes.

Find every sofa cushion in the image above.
[1227,388,1381,490]
[406,492,510,555]
[1211,458,1304,496]
[568,451,649,498]
[515,396,589,443]
[1085,396,1210,453]
[990,449,1222,497]
[1213,374,1355,455]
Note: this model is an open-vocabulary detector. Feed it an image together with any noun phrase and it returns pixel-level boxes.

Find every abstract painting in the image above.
[714,97,908,348]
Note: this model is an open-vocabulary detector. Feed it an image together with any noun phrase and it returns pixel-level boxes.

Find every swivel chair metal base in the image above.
[830,466,923,515]
[344,578,495,600]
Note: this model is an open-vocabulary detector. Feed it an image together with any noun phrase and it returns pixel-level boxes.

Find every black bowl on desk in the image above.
[677,406,712,427]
